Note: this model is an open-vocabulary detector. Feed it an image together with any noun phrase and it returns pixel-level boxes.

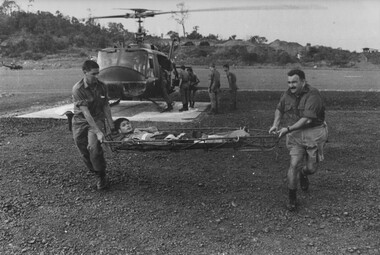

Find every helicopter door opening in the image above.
[147,55,155,78]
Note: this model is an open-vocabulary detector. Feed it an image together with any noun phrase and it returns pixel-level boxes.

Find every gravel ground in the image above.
[0,91,379,255]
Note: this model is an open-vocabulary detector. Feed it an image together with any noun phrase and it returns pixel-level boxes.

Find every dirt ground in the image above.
[0,91,379,255]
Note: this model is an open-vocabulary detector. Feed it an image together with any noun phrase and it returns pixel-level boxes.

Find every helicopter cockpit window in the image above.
[131,54,147,74]
[97,49,148,75]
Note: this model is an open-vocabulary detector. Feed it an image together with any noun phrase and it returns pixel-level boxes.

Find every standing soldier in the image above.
[72,60,115,190]
[223,64,238,110]
[187,67,200,108]
[269,69,328,211]
[178,65,190,112]
[160,66,173,112]
[208,63,221,114]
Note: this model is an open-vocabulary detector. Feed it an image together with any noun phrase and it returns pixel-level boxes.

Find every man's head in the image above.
[180,65,186,70]
[209,63,216,71]
[287,69,306,94]
[223,64,230,73]
[114,118,133,134]
[82,60,99,85]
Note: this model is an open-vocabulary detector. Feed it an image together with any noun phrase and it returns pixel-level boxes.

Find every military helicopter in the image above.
[91,8,183,108]
[91,5,323,105]
[90,6,266,105]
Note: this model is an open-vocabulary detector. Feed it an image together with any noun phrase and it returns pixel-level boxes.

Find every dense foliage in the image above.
[0,9,375,68]
[0,10,135,59]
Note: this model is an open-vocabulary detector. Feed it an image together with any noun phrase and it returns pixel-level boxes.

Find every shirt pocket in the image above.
[284,102,295,114]
[99,92,108,107]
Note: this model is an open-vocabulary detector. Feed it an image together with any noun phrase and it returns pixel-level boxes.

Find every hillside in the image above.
[1,10,380,70]
[269,39,304,56]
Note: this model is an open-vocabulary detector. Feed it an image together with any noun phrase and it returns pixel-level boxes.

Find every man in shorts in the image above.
[269,69,328,211]
[187,67,200,108]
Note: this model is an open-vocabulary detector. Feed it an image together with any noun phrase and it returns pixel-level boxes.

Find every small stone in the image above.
[28,239,36,244]
[21,248,30,253]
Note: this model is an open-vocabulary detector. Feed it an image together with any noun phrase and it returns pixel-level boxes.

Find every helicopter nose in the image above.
[99,66,148,98]
[99,66,145,82]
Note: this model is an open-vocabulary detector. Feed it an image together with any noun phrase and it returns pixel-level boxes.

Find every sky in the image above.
[17,0,380,52]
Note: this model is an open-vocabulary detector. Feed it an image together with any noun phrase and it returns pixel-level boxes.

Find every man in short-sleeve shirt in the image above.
[178,65,190,111]
[72,60,115,190]
[223,64,238,110]
[269,69,328,211]
[208,63,221,114]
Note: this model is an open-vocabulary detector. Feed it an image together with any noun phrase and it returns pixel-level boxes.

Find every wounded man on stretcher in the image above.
[111,118,250,143]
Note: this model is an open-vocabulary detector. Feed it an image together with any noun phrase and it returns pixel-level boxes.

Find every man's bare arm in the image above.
[269,109,283,134]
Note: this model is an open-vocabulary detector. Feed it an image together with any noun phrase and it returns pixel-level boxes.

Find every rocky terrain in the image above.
[0,91,379,254]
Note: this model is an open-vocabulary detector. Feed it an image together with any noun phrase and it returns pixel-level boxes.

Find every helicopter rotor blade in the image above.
[91,4,326,20]
[156,4,326,15]
[115,8,160,13]
[117,4,326,17]
[91,14,133,19]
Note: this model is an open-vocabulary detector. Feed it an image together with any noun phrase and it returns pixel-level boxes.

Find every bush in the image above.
[199,41,210,47]
[277,51,295,65]
[242,52,259,64]
[21,51,43,60]
[79,51,88,57]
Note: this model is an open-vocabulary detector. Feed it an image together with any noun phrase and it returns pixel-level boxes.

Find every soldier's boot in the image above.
[287,189,297,212]
[179,104,188,112]
[300,170,310,191]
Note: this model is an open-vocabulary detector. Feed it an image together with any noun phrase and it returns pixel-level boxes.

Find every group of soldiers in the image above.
[70,60,328,212]
[161,63,238,113]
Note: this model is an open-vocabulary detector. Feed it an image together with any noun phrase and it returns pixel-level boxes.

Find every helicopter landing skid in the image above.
[143,97,167,112]
[109,98,121,107]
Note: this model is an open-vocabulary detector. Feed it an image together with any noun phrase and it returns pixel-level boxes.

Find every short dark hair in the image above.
[82,60,99,72]
[114,117,130,131]
[287,69,305,80]
[223,64,229,69]
[209,63,215,68]
[180,65,186,70]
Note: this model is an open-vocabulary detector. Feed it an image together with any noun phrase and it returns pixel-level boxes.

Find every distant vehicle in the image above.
[2,61,23,70]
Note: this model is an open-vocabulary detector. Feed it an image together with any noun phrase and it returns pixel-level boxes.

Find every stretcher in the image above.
[104,127,279,153]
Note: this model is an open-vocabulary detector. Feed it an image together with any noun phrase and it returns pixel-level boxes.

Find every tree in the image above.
[205,34,218,40]
[107,22,124,34]
[27,0,34,12]
[249,35,268,44]
[0,0,20,15]
[171,2,189,37]
[107,22,126,44]
[229,35,237,40]
[167,30,179,40]
[187,26,202,40]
